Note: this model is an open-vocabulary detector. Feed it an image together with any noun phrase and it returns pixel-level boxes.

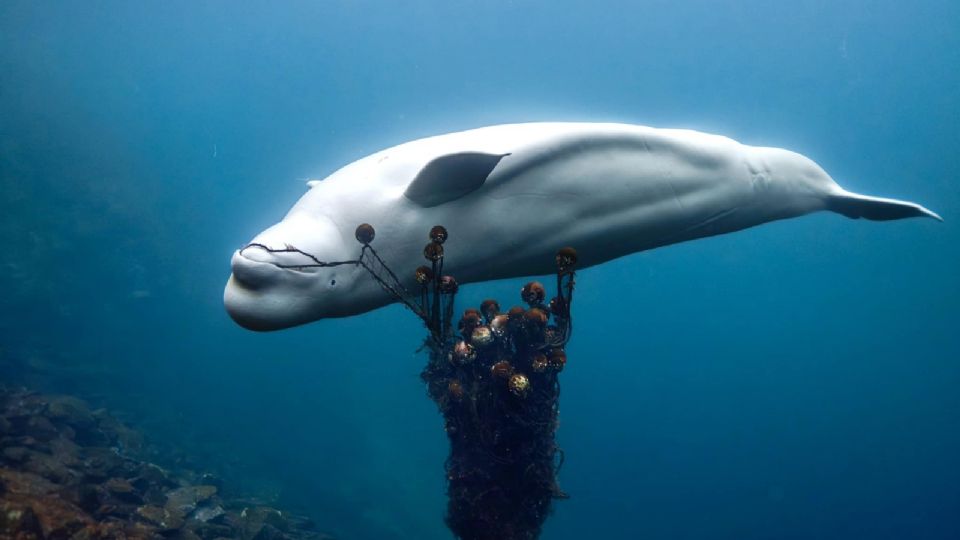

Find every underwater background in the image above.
[1,1,958,538]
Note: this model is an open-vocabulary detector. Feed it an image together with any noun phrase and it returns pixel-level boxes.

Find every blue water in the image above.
[2,1,958,538]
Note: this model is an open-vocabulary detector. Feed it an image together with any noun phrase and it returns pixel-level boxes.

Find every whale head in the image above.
[224,212,371,331]
[223,143,511,331]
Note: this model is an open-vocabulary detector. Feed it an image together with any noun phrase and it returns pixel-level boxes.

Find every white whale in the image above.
[225,122,940,331]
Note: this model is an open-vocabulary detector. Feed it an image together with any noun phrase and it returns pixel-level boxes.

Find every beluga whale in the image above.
[225,122,940,331]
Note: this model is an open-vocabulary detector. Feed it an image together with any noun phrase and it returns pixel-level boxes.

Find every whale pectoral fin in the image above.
[828,191,943,222]
[404,152,509,207]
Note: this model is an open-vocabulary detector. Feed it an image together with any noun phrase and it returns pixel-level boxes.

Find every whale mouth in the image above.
[223,273,314,331]
[226,247,322,331]
[229,250,274,291]
[235,242,363,280]
[225,236,365,330]
[231,245,325,286]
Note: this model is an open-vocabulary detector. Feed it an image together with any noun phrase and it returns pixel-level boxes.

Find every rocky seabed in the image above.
[0,387,334,540]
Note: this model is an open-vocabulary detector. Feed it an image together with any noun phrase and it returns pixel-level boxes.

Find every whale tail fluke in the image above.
[828,191,943,222]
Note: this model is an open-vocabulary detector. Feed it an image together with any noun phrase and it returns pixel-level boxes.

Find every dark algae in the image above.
[352,224,577,539]
[0,387,333,540]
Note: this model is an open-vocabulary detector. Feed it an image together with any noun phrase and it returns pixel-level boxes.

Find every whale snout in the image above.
[225,249,319,331]
[230,249,282,290]
[224,272,316,331]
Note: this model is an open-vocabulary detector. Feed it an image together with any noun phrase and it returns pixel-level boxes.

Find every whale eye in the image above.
[330,279,337,287]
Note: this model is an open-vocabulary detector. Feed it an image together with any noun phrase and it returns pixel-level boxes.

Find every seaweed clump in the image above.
[354,224,577,540]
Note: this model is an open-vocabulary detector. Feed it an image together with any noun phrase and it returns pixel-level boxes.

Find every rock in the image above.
[131,463,176,498]
[7,434,42,450]
[0,469,57,497]
[104,476,133,494]
[46,395,95,430]
[166,485,217,516]
[2,445,30,463]
[4,392,45,417]
[31,495,91,538]
[93,409,143,452]
[0,498,42,537]
[70,521,129,540]
[250,523,286,540]
[137,504,185,531]
[83,447,133,481]
[141,486,168,507]
[241,506,289,539]
[187,518,234,539]
[105,476,142,504]
[0,469,89,537]
[60,482,101,514]
[177,529,203,540]
[123,518,167,539]
[49,437,82,467]
[95,502,137,519]
[285,514,317,531]
[199,472,223,490]
[211,509,243,529]
[57,424,76,441]
[24,451,75,484]
[24,415,58,441]
[193,504,225,523]
[81,470,109,485]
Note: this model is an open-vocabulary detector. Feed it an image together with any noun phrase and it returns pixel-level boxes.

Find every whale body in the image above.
[225,122,939,331]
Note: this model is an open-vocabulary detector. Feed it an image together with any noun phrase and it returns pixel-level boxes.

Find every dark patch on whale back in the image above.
[405,152,508,207]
